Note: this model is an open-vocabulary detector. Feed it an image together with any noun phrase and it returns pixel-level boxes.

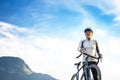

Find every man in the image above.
[78,28,102,80]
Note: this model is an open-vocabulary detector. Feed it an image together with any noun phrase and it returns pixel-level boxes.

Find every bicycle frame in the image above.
[75,58,89,80]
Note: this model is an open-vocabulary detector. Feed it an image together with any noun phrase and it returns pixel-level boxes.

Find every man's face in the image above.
[85,31,93,39]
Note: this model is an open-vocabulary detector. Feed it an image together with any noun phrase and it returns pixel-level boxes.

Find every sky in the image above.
[0,0,120,80]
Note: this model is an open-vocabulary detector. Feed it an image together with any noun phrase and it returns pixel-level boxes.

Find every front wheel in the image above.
[80,64,101,80]
[71,74,79,80]
[80,73,86,80]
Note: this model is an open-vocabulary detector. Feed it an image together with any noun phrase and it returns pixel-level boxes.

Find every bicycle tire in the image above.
[71,74,78,80]
[80,64,101,80]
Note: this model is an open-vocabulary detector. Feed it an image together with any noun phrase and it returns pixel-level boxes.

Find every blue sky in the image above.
[0,0,120,37]
[0,0,120,80]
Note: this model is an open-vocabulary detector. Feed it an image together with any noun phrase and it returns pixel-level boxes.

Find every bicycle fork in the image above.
[76,72,79,80]
[83,66,91,80]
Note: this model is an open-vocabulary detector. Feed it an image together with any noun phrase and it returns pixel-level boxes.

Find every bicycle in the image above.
[71,53,101,80]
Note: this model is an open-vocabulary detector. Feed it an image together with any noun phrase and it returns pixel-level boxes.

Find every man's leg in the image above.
[91,67,98,80]
[88,62,98,80]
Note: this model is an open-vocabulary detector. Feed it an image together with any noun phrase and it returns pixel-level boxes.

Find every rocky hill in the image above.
[0,56,57,80]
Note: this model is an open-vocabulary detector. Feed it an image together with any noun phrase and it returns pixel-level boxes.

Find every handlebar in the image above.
[84,53,100,59]
[76,53,100,59]
[76,53,100,64]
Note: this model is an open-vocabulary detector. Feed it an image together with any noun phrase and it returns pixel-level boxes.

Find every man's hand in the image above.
[99,54,103,59]
[99,54,103,62]
[80,48,86,54]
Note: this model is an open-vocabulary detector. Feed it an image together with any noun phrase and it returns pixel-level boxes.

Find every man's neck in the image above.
[87,38,91,41]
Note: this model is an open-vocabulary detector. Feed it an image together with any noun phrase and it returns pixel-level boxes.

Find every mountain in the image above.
[0,56,57,80]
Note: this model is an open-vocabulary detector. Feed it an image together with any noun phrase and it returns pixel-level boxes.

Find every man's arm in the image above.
[95,40,103,58]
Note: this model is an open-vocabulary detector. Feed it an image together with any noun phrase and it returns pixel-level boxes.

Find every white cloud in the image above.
[95,29,107,36]
[113,16,120,27]
[1,18,120,80]
[95,30,120,80]
[0,21,78,79]
[0,21,32,40]
[84,0,120,24]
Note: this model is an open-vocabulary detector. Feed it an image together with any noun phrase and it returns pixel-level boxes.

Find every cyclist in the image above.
[78,28,102,80]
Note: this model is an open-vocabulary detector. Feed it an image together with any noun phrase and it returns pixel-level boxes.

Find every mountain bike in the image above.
[71,53,101,80]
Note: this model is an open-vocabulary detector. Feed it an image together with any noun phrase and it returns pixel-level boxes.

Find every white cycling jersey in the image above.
[78,39,100,62]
